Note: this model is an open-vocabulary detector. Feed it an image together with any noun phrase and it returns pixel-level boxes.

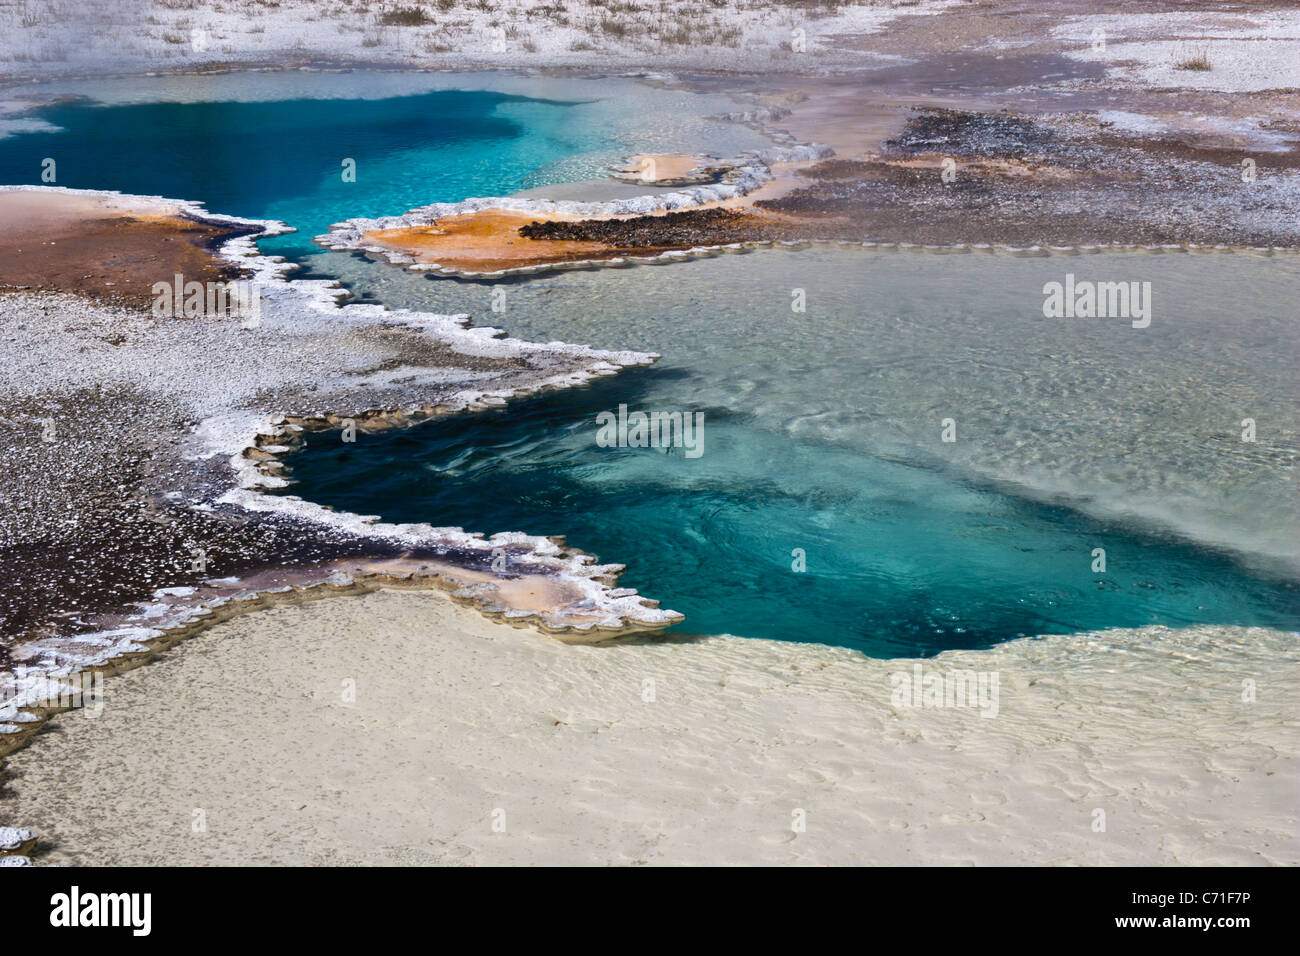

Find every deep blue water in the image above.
[280,366,1300,657]
[0,90,585,256]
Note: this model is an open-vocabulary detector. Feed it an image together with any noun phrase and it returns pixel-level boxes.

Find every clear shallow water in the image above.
[283,247,1300,657]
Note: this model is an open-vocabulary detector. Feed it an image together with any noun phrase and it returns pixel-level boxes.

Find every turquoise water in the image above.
[283,368,1300,656]
[283,247,1300,657]
[0,91,576,257]
[2,76,1295,656]
[0,72,769,259]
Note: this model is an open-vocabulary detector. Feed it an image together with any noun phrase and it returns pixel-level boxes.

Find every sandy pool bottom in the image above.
[4,590,1295,866]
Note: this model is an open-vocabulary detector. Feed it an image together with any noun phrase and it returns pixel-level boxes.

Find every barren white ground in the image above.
[5,589,1295,866]
[0,0,958,76]
[1054,9,1300,92]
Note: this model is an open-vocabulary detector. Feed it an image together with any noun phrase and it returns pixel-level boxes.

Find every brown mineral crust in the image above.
[0,192,257,309]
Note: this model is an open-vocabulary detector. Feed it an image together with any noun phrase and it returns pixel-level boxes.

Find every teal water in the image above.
[0,90,607,259]
[2,76,1295,656]
[0,91,573,257]
[282,247,1300,657]
[283,369,1300,656]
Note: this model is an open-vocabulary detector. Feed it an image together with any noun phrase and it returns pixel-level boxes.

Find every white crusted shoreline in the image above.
[0,184,693,753]
[315,143,834,276]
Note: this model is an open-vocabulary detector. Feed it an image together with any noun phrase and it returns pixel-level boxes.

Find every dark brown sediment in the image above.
[517,206,791,248]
